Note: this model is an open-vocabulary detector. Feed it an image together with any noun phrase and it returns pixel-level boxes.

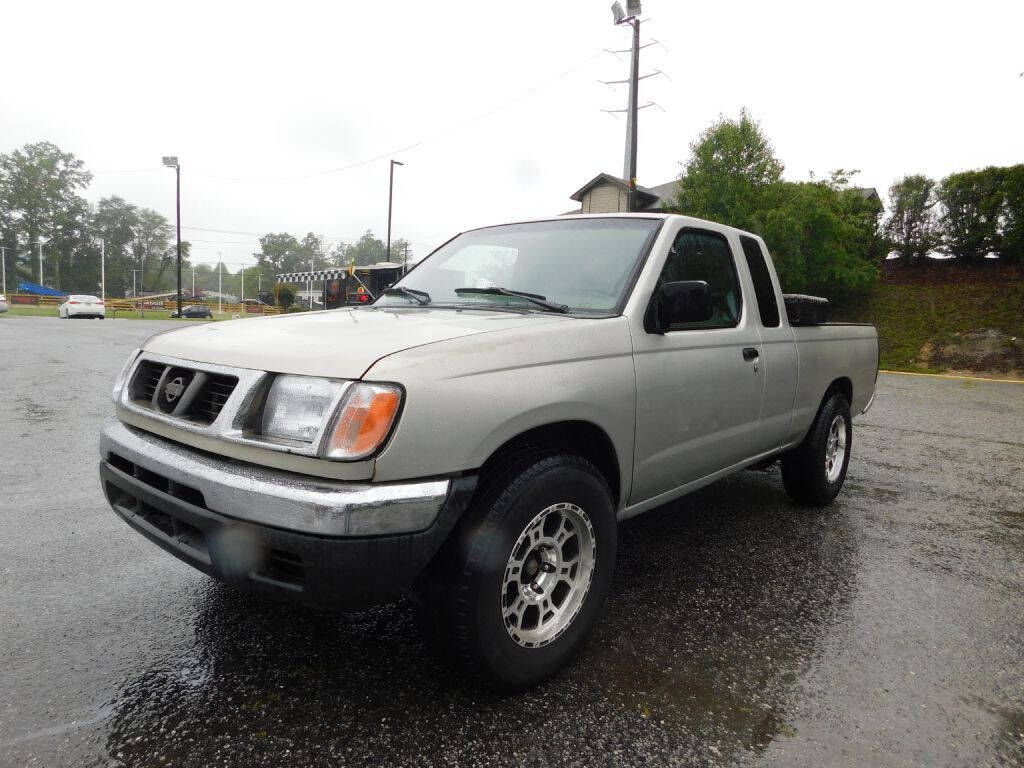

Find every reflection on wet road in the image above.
[1,318,1022,767]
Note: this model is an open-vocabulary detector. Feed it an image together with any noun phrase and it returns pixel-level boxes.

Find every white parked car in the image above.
[0,294,8,313]
[59,295,105,319]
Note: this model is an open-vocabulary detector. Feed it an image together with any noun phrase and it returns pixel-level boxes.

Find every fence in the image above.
[1,294,281,316]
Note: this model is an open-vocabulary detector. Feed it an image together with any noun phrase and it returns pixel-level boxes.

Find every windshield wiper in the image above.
[382,286,430,305]
[454,287,568,313]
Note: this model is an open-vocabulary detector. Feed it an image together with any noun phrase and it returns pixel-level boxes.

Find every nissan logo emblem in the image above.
[163,376,186,404]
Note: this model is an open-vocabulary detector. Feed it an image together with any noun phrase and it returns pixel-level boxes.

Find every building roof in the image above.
[851,187,881,203]
[569,172,664,210]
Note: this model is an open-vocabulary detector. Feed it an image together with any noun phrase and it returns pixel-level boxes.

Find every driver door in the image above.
[629,227,765,504]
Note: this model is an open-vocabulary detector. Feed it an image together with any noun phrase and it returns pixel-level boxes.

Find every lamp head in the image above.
[162,156,179,168]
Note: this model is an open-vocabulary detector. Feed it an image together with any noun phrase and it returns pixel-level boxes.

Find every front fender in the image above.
[367,317,637,503]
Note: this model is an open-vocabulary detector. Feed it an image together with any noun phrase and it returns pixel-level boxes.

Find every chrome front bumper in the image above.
[100,419,451,536]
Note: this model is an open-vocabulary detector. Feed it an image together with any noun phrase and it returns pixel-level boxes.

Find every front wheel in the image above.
[781,391,852,505]
[416,452,617,690]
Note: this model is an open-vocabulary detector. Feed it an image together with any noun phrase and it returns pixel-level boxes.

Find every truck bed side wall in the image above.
[787,325,878,445]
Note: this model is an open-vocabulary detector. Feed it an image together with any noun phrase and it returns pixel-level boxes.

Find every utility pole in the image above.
[624,16,640,212]
[387,159,404,261]
[241,267,245,304]
[308,260,313,309]
[100,239,105,300]
[163,156,183,317]
[217,258,223,315]
[192,267,195,298]
[610,2,643,212]
[403,242,409,273]
[1,246,6,296]
[37,240,45,285]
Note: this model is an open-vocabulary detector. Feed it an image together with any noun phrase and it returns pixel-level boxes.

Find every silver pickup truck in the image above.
[100,213,878,689]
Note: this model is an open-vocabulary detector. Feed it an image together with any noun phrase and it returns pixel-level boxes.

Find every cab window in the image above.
[656,229,743,330]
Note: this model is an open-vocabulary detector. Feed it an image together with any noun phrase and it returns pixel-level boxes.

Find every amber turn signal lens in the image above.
[325,383,402,460]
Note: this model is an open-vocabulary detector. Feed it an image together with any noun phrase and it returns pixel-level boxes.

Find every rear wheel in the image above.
[416,452,616,690]
[781,392,852,505]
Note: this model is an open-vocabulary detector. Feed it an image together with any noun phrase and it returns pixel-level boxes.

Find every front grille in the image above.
[194,374,238,424]
[132,360,165,403]
[127,360,238,425]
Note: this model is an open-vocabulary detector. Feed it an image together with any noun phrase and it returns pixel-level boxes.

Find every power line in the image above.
[93,43,619,184]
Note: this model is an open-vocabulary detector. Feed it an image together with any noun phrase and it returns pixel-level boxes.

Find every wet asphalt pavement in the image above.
[1,316,1022,768]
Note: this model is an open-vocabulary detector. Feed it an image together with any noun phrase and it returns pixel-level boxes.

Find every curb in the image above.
[879,370,1024,384]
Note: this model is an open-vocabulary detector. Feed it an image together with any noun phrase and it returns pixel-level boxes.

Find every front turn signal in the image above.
[324,383,402,461]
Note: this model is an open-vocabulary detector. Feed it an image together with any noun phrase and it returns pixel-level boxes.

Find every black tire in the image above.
[416,452,617,691]
[781,391,852,506]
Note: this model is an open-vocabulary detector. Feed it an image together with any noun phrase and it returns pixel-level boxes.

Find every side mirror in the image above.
[646,280,713,333]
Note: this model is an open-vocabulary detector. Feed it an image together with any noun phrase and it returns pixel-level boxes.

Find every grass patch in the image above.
[833,281,1024,372]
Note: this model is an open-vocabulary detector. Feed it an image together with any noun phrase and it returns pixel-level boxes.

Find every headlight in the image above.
[324,382,403,461]
[256,376,402,461]
[260,375,346,444]
[112,349,141,403]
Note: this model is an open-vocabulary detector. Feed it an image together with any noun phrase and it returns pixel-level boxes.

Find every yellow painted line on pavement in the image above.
[880,370,1024,384]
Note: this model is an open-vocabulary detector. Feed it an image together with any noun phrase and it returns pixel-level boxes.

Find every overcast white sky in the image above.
[2,0,1022,268]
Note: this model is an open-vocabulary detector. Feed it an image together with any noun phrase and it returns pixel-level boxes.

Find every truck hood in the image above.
[142,307,568,378]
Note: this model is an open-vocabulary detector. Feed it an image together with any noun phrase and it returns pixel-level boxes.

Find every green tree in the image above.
[0,141,92,290]
[884,175,940,263]
[998,164,1024,263]
[256,233,304,274]
[256,232,331,275]
[753,178,879,296]
[672,109,784,227]
[91,196,179,295]
[937,168,1004,262]
[274,283,296,310]
[667,112,880,298]
[337,230,387,266]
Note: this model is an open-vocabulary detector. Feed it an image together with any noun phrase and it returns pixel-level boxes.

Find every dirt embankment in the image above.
[834,262,1024,377]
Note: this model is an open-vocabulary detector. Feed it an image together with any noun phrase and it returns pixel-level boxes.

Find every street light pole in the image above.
[217,257,223,315]
[100,238,105,300]
[1,246,6,295]
[386,159,404,262]
[163,156,183,318]
[37,239,45,285]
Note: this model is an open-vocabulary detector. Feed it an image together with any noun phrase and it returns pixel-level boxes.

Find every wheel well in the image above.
[825,377,853,407]
[477,421,621,508]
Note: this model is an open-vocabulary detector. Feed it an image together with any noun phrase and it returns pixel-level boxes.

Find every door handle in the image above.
[742,347,760,361]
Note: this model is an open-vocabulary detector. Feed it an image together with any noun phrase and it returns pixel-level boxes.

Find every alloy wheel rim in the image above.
[500,502,596,648]
[825,414,847,483]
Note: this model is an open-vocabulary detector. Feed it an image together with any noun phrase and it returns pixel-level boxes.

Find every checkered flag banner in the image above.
[276,269,347,283]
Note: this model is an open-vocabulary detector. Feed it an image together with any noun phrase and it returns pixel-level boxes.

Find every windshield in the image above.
[376,217,661,314]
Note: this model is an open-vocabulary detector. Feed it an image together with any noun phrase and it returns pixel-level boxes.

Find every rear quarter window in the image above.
[739,235,781,328]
